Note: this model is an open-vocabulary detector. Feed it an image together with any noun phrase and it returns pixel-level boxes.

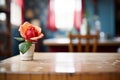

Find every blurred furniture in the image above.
[0,0,11,60]
[115,0,120,36]
[43,37,120,52]
[68,31,99,52]
[0,52,120,80]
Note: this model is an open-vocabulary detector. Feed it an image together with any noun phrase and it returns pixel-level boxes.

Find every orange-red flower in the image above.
[19,22,44,42]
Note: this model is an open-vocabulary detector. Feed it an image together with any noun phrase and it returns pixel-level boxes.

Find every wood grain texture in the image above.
[0,52,120,80]
[0,73,5,80]
[68,32,99,52]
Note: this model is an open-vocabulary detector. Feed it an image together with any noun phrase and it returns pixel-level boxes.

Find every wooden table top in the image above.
[0,52,120,74]
[43,38,120,46]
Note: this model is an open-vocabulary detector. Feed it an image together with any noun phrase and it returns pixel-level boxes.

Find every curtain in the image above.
[74,0,84,32]
[47,0,83,32]
[47,0,57,31]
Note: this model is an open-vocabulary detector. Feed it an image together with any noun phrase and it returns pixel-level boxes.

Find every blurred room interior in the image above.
[0,0,120,60]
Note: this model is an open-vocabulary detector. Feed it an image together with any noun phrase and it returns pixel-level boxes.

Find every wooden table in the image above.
[43,38,120,52]
[0,52,120,80]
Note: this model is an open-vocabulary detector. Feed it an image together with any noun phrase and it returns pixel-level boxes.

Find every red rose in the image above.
[19,22,44,42]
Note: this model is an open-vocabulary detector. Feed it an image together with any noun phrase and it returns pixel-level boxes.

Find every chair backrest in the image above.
[68,31,99,52]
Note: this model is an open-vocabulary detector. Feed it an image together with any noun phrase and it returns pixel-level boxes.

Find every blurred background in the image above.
[0,0,120,60]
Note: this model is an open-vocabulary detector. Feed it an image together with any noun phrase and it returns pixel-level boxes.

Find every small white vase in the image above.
[20,44,35,61]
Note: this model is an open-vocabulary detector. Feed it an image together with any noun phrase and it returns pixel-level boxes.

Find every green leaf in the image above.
[19,41,32,54]
[14,37,24,41]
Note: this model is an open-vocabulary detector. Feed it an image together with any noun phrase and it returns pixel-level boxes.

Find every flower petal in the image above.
[19,22,32,38]
[30,33,44,41]
[34,25,41,33]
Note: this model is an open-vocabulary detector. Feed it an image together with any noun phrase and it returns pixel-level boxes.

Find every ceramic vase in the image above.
[20,44,35,61]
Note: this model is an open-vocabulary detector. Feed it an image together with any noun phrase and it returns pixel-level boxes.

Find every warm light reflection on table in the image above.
[55,53,75,73]
[0,52,120,80]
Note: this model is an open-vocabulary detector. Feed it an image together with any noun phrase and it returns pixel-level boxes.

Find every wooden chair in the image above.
[68,31,99,52]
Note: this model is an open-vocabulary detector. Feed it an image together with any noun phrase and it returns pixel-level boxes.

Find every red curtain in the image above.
[47,0,84,32]
[47,0,57,31]
[74,0,84,32]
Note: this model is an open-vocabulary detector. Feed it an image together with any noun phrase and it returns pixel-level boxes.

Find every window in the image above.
[55,0,75,30]
[48,0,83,31]
[10,0,23,26]
[0,13,6,21]
[0,0,5,7]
